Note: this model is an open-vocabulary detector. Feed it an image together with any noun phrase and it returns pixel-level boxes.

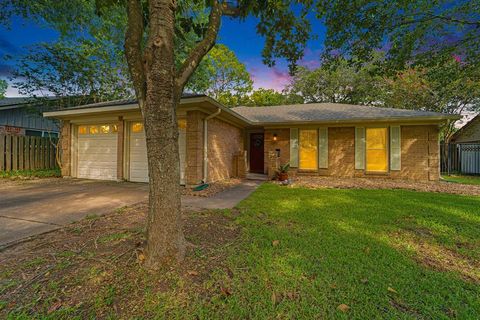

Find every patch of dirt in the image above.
[290,176,480,196]
[390,230,480,284]
[182,178,242,197]
[0,203,240,319]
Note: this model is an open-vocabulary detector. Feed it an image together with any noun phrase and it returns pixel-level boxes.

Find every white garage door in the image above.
[77,124,118,180]
[129,121,186,184]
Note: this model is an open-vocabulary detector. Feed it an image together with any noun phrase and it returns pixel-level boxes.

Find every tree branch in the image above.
[175,0,223,93]
[426,13,480,27]
[125,0,146,106]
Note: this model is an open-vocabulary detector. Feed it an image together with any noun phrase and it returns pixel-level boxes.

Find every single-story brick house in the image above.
[44,94,458,184]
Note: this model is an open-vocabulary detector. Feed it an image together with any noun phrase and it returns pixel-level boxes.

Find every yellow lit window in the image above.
[78,126,87,135]
[299,129,318,170]
[178,119,187,129]
[89,126,99,135]
[366,128,388,172]
[100,125,110,134]
[132,122,143,133]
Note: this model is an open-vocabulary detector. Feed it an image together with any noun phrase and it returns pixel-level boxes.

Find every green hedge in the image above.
[0,168,61,179]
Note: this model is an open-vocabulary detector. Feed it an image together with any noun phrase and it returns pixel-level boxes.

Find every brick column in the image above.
[186,110,204,185]
[117,117,125,181]
[233,150,247,178]
[267,151,278,179]
[60,120,71,177]
[428,126,440,181]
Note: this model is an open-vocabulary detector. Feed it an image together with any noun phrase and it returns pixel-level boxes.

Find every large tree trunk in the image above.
[124,0,222,268]
[142,0,185,268]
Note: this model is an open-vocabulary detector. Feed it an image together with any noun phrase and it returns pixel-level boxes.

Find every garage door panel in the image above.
[77,125,117,181]
[128,122,186,184]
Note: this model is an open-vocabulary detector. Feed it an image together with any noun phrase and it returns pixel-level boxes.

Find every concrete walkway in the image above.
[182,179,263,210]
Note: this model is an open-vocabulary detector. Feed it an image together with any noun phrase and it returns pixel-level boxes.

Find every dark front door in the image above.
[249,133,264,173]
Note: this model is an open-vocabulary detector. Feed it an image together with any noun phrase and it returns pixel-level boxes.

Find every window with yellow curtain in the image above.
[366,128,388,172]
[299,129,318,170]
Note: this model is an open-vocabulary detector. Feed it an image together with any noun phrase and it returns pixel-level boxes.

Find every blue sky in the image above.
[0,14,327,97]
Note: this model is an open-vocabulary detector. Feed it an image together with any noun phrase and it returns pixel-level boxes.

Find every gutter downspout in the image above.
[203,108,222,182]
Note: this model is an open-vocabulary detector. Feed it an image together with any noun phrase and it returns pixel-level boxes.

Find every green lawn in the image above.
[442,174,480,185]
[2,184,480,319]
[189,184,480,319]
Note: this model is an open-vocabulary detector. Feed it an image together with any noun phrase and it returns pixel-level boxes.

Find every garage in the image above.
[77,124,118,180]
[128,120,187,184]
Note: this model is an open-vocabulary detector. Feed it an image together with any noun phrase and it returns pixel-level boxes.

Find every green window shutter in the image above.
[390,126,401,170]
[318,127,328,168]
[355,127,365,170]
[290,128,299,167]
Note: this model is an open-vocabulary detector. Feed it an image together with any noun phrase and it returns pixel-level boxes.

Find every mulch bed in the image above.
[288,176,480,196]
[182,178,242,197]
[0,203,240,319]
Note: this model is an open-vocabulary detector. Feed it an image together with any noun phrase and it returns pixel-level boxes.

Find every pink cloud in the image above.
[299,59,320,69]
[249,66,292,91]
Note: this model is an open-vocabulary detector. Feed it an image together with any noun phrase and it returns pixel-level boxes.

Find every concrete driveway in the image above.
[0,177,263,248]
[0,179,148,247]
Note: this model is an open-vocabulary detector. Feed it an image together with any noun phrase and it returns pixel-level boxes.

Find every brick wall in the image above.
[185,111,204,185]
[262,125,440,181]
[207,117,244,182]
[390,125,440,181]
[264,129,290,173]
[185,110,244,185]
[60,120,71,177]
[320,127,356,177]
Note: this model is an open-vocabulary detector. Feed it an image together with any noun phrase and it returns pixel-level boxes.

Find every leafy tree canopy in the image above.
[316,0,480,67]
[186,44,253,103]
[379,58,480,140]
[286,57,383,105]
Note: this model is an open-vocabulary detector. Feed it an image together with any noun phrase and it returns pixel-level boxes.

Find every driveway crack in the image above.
[0,215,62,226]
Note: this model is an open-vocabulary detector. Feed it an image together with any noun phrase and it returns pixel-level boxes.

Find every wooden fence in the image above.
[441,143,480,175]
[0,134,58,172]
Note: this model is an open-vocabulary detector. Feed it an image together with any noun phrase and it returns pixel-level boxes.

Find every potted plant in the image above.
[277,163,290,181]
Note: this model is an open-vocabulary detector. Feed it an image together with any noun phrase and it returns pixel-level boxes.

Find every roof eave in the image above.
[249,115,460,127]
[43,95,254,127]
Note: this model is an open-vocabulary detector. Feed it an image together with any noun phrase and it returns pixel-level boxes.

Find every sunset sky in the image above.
[0,14,327,97]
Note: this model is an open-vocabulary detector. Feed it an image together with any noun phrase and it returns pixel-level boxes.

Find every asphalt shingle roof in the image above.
[231,103,455,123]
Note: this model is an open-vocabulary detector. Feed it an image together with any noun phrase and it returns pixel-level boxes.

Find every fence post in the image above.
[0,134,4,171]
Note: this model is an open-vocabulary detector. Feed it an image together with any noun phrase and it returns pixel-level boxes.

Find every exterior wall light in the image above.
[273,133,278,141]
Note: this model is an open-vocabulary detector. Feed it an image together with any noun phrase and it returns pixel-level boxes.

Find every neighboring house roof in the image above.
[451,114,480,143]
[231,103,459,124]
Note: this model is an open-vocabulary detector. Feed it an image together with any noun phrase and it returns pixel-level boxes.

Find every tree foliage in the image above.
[0,80,7,98]
[286,58,383,105]
[13,39,133,107]
[316,0,480,67]
[186,44,253,104]
[379,59,480,140]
